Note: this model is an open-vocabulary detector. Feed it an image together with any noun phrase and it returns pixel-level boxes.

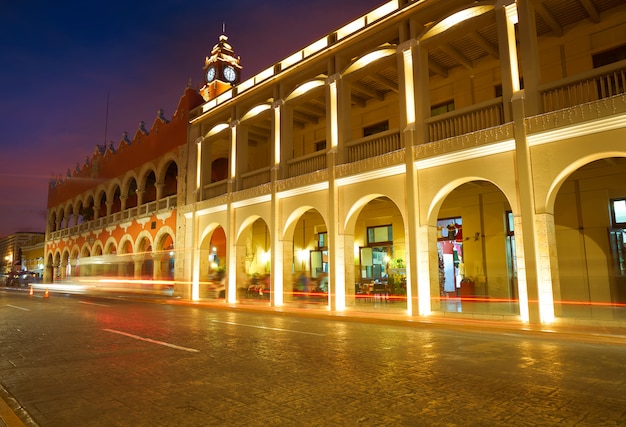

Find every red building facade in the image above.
[45,87,203,290]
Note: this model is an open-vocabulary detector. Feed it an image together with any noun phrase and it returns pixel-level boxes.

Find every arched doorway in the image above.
[199,226,226,299]
[554,157,626,321]
[236,218,271,302]
[433,181,517,317]
[347,196,407,313]
[284,208,329,309]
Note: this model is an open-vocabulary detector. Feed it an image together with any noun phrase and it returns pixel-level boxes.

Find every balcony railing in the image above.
[203,180,228,200]
[426,98,505,142]
[539,60,626,113]
[50,194,178,240]
[287,151,327,177]
[345,129,401,163]
[241,166,271,190]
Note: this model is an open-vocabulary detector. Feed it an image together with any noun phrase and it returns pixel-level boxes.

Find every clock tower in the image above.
[200,34,242,102]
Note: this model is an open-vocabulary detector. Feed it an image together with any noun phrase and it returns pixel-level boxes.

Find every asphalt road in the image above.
[0,288,625,426]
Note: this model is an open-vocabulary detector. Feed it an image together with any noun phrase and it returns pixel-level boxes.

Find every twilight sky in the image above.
[0,0,384,237]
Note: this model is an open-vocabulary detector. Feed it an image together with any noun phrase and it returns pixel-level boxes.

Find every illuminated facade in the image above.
[45,0,626,327]
[182,0,626,326]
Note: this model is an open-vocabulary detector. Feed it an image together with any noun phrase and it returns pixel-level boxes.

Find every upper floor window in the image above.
[316,232,327,249]
[593,44,626,68]
[363,121,389,137]
[431,100,454,117]
[367,225,392,245]
[315,141,327,151]
[611,198,626,228]
[506,211,515,236]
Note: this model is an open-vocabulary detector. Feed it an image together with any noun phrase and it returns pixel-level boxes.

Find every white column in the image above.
[326,73,347,311]
[224,121,239,302]
[270,101,283,306]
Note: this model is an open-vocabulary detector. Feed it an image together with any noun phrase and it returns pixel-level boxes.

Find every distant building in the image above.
[46,0,626,327]
[21,234,46,278]
[0,232,44,275]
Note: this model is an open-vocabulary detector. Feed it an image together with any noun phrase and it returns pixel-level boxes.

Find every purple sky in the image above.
[0,0,384,237]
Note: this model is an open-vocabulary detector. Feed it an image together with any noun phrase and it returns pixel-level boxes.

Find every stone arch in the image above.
[135,231,154,279]
[109,182,122,214]
[161,160,178,198]
[341,46,397,78]
[201,123,231,185]
[49,210,58,232]
[95,188,107,218]
[139,168,158,204]
[104,238,118,255]
[155,228,175,280]
[122,174,139,210]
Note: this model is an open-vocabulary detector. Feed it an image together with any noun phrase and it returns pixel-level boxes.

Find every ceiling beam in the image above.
[533,0,563,36]
[351,94,366,107]
[352,81,385,101]
[579,0,600,23]
[293,110,319,125]
[247,125,271,139]
[428,60,448,78]
[296,102,325,117]
[440,43,473,70]
[369,73,399,93]
[469,31,499,60]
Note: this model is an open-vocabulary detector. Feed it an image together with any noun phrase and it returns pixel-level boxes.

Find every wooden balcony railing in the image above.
[287,151,326,177]
[426,98,505,142]
[345,129,401,163]
[539,60,626,113]
[202,180,228,200]
[241,166,271,190]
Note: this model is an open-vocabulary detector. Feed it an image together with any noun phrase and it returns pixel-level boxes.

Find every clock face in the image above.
[223,66,237,82]
[206,66,216,83]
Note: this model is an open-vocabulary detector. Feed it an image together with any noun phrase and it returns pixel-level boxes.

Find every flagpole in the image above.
[104,92,110,145]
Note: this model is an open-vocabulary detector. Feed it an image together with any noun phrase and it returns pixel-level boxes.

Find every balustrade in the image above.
[49,194,178,241]
[202,181,228,200]
[241,167,271,190]
[426,98,505,142]
[345,129,401,163]
[287,151,326,177]
[540,60,626,113]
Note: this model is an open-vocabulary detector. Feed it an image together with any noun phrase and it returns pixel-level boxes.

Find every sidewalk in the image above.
[0,386,26,427]
[165,296,626,345]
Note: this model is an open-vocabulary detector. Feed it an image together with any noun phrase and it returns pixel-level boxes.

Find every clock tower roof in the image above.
[200,33,242,102]
[205,34,240,69]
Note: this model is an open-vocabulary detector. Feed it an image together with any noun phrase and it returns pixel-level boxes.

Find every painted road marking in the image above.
[79,301,110,307]
[6,305,29,311]
[211,320,325,336]
[103,329,200,353]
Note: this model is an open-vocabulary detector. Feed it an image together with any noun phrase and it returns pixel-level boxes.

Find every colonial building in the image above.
[47,0,626,327]
[45,87,204,289]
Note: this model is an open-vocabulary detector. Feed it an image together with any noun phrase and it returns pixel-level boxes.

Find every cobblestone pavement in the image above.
[1,288,625,426]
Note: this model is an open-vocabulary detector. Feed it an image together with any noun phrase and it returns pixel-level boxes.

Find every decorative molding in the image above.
[137,217,151,228]
[336,149,405,178]
[275,169,329,193]
[415,123,513,160]
[526,95,626,136]
[156,211,172,224]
